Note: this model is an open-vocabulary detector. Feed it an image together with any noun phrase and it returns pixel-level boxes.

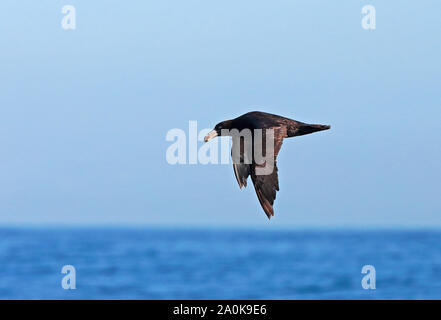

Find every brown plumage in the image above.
[204,111,330,219]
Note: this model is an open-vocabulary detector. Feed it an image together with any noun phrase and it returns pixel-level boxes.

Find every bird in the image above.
[204,111,330,219]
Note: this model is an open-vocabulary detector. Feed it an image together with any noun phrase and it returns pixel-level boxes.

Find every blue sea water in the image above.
[0,228,440,300]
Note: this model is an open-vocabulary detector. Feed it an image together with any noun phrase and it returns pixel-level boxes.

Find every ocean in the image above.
[0,228,440,299]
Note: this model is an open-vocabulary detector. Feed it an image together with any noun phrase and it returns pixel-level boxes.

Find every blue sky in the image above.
[0,1,440,227]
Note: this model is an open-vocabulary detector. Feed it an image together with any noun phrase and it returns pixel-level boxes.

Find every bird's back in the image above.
[234,111,296,130]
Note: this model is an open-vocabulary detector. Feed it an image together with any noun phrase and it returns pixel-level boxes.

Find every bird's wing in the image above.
[233,163,250,188]
[251,162,279,219]
[250,126,287,219]
[231,136,251,188]
[272,126,286,158]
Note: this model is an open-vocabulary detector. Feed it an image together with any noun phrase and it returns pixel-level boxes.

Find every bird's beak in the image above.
[204,130,218,142]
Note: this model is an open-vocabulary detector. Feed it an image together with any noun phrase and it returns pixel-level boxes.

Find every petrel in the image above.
[204,111,330,219]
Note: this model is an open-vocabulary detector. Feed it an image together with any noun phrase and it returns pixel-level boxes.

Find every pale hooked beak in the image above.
[204,130,218,142]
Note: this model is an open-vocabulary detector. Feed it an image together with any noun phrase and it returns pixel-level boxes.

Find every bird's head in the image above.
[204,120,233,142]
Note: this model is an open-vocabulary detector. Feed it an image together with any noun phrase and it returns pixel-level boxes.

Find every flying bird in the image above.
[204,111,330,219]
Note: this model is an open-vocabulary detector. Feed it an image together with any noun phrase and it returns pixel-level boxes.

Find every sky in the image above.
[0,1,440,228]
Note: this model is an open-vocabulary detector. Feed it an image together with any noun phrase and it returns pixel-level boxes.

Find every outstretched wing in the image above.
[230,126,287,219]
[251,162,279,219]
[250,126,287,219]
[233,163,250,188]
[231,135,252,188]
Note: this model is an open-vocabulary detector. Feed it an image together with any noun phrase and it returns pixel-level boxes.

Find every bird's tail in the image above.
[288,122,331,137]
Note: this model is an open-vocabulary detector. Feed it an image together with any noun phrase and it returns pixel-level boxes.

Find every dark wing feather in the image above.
[230,125,287,219]
[233,163,250,188]
[251,162,279,219]
[250,126,287,219]
[231,136,251,188]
